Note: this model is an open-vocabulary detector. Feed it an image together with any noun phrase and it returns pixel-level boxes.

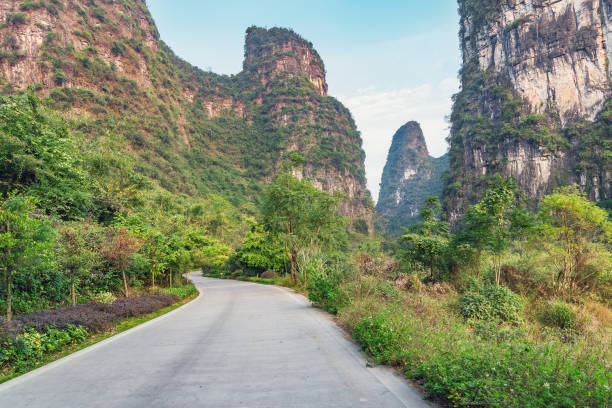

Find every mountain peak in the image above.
[391,121,428,158]
[377,121,448,235]
[243,26,328,96]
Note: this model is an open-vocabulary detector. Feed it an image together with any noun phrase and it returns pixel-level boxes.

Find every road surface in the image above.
[0,273,432,407]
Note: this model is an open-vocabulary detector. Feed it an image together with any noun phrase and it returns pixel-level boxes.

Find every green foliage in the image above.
[457,176,533,283]
[540,301,577,330]
[90,292,116,305]
[0,195,55,320]
[5,13,27,25]
[459,284,523,323]
[0,94,91,218]
[0,325,88,373]
[155,284,197,300]
[262,173,347,282]
[229,220,287,275]
[536,185,612,294]
[306,261,347,314]
[397,197,451,281]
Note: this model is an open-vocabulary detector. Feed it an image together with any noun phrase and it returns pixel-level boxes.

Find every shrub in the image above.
[6,13,27,25]
[104,294,178,319]
[1,294,179,337]
[91,292,116,305]
[155,285,197,300]
[540,301,577,330]
[0,325,88,372]
[307,267,347,314]
[459,284,523,323]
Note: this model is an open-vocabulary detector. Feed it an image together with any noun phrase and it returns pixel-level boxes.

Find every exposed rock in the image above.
[445,0,612,222]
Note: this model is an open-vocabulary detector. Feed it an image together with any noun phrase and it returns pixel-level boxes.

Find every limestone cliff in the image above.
[445,0,612,222]
[377,122,448,236]
[0,1,373,229]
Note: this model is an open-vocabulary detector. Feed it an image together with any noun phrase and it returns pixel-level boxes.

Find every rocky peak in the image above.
[243,26,328,96]
[377,121,448,235]
[389,121,429,160]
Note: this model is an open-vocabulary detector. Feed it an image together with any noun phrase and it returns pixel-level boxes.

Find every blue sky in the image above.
[146,0,461,200]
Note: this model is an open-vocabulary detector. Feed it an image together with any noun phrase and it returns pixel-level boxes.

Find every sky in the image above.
[146,0,462,201]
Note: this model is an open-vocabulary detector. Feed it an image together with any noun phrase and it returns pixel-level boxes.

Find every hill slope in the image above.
[0,0,373,228]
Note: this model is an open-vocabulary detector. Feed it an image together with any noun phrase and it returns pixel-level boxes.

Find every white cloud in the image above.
[337,77,459,202]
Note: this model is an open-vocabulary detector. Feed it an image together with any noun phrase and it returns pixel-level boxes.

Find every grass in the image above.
[337,281,612,407]
[0,285,198,384]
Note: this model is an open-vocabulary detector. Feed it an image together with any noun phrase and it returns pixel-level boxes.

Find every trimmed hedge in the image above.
[0,293,178,338]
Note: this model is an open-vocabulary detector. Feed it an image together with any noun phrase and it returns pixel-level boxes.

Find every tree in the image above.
[0,94,91,219]
[261,174,346,283]
[103,228,141,296]
[230,219,288,275]
[537,185,612,294]
[0,195,53,320]
[57,223,96,306]
[399,197,450,281]
[457,176,531,283]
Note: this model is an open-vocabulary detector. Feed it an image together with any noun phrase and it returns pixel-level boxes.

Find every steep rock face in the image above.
[445,0,612,222]
[377,122,449,235]
[0,1,372,228]
[243,26,328,96]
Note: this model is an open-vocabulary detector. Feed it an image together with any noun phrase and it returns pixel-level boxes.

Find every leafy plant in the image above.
[459,284,523,323]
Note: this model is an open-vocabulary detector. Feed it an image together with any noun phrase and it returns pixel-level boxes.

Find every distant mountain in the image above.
[0,1,373,229]
[377,122,448,236]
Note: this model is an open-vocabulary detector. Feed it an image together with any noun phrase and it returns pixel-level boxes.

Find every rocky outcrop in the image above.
[445,0,612,222]
[377,122,448,235]
[243,26,328,96]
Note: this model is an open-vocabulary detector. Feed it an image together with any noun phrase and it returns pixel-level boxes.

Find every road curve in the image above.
[0,273,432,408]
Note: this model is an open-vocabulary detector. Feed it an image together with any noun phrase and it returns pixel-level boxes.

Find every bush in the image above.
[155,285,197,300]
[540,301,577,330]
[307,267,347,314]
[459,284,523,323]
[0,325,88,372]
[1,294,179,337]
[352,312,404,364]
[6,12,27,25]
[91,292,116,305]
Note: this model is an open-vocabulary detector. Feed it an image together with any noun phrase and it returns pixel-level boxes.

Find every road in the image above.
[0,273,432,408]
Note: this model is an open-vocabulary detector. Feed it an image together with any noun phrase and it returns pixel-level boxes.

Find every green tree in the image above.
[457,176,530,283]
[230,219,288,275]
[0,195,53,320]
[399,197,450,281]
[537,185,612,294]
[56,223,97,306]
[0,94,91,218]
[261,174,346,283]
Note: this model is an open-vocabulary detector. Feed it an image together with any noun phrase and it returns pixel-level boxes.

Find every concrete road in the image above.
[0,273,432,408]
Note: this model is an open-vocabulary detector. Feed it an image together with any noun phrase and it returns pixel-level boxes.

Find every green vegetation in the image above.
[0,285,197,381]
[0,94,235,319]
[302,177,610,407]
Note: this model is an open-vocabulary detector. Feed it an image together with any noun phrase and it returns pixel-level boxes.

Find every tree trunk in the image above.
[121,268,129,297]
[151,266,155,288]
[71,272,76,307]
[169,271,173,288]
[6,272,12,322]
[290,250,298,283]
